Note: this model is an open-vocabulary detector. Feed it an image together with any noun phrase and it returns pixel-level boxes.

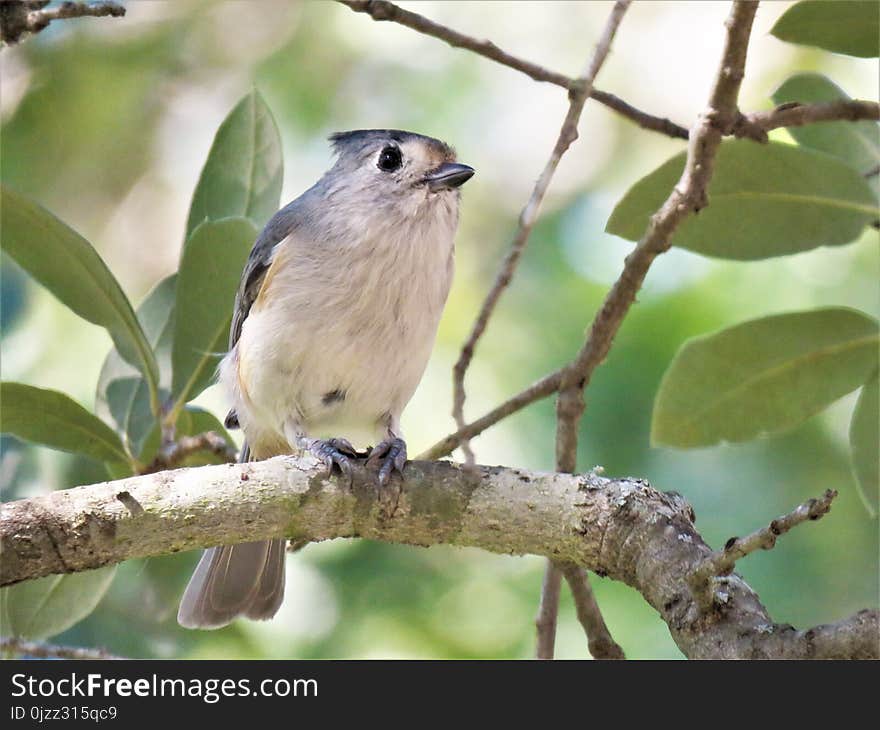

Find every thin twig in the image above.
[591,88,689,140]
[534,561,563,659]
[140,432,237,475]
[28,0,124,29]
[558,562,625,659]
[418,1,762,464]
[528,0,634,660]
[417,369,562,461]
[1,636,122,659]
[690,489,838,608]
[337,0,689,140]
[1,1,125,44]
[554,0,759,471]
[452,0,631,465]
[733,99,880,143]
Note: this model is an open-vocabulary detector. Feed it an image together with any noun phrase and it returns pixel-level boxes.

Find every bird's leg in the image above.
[366,414,407,487]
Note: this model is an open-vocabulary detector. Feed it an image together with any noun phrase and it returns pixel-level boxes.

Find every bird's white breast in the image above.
[220,192,458,455]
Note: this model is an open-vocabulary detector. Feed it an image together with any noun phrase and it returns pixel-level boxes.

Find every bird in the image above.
[177,129,474,629]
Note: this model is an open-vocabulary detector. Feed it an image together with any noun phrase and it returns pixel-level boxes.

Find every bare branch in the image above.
[733,99,880,143]
[591,88,689,140]
[419,1,765,463]
[139,431,238,475]
[535,560,562,659]
[417,369,562,461]
[689,489,837,608]
[554,0,759,472]
[558,562,625,660]
[337,0,689,140]
[452,0,631,466]
[532,2,629,657]
[338,0,570,86]
[437,6,760,657]
[0,636,121,660]
[2,458,876,659]
[1,1,125,44]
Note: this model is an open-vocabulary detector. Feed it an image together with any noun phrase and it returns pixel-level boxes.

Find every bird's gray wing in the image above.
[229,206,300,349]
[224,209,297,429]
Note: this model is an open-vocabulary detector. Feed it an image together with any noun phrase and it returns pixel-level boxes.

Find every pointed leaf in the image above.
[850,374,879,516]
[771,0,879,58]
[652,308,880,448]
[0,185,159,398]
[0,567,116,640]
[771,73,880,173]
[96,275,177,457]
[607,140,878,260]
[185,90,283,243]
[170,217,257,408]
[1,382,129,464]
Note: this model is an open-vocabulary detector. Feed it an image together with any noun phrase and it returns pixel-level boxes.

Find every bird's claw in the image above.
[366,437,407,487]
[309,438,361,482]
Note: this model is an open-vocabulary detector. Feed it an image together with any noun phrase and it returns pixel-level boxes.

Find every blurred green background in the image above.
[1,0,877,659]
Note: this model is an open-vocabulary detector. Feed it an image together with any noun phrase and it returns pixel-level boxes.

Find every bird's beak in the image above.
[425,162,475,192]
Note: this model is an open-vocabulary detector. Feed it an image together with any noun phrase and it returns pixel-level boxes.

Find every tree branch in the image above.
[336,0,689,140]
[558,562,625,660]
[689,489,837,608]
[140,431,238,475]
[732,99,880,143]
[452,0,631,465]
[1,1,125,44]
[555,0,757,470]
[534,561,562,659]
[420,1,763,463]
[418,369,563,461]
[1,456,876,659]
[416,100,880,463]
[536,2,629,658]
[0,636,121,660]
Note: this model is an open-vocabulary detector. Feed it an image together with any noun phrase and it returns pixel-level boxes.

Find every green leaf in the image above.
[170,217,258,413]
[850,373,879,516]
[652,308,880,448]
[606,139,878,260]
[1,382,130,465]
[184,89,283,243]
[96,274,177,457]
[771,0,879,58]
[771,73,880,173]
[0,567,116,640]
[0,185,160,405]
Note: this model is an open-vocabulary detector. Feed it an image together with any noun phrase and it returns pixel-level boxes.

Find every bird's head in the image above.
[325,129,474,208]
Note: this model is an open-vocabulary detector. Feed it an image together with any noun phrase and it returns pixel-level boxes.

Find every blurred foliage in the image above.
[0,0,878,659]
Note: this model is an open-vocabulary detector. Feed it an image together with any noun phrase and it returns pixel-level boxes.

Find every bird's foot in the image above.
[307,437,361,482]
[365,437,407,487]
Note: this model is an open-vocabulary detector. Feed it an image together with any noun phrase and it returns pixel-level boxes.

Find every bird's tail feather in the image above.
[177,442,286,630]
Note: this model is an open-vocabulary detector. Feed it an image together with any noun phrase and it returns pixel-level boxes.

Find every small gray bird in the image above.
[178,129,474,629]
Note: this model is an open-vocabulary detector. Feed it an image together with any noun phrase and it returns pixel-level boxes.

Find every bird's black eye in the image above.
[377,145,402,172]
